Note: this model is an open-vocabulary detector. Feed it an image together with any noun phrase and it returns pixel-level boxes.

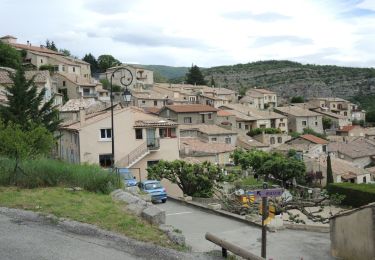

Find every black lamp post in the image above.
[110,67,133,168]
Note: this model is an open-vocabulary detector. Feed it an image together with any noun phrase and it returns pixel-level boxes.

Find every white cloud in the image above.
[0,0,374,67]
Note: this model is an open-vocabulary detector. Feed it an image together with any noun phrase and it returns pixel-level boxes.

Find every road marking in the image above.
[166,211,192,216]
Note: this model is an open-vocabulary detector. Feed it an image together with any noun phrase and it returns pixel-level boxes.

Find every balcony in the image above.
[147,137,160,150]
[82,92,98,98]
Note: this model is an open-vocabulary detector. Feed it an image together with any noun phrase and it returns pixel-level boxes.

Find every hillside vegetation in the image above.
[203,60,375,100]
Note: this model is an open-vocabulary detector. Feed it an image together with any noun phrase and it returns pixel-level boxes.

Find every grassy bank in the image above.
[0,158,120,194]
[0,187,180,249]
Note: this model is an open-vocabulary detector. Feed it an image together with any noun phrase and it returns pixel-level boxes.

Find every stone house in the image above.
[0,35,91,79]
[276,134,328,157]
[240,88,277,109]
[328,138,375,168]
[219,104,288,133]
[0,67,61,107]
[252,133,291,148]
[54,72,99,100]
[58,106,182,197]
[274,105,323,134]
[158,104,218,124]
[199,94,229,108]
[336,125,365,137]
[179,124,237,146]
[100,65,153,90]
[216,110,237,129]
[131,89,167,108]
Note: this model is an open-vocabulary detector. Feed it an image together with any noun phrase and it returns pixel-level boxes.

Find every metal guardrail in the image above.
[205,232,265,260]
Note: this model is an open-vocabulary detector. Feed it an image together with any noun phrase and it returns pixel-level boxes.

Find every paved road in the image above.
[158,200,333,260]
[0,213,142,260]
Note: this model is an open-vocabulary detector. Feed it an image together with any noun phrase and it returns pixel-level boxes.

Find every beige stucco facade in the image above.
[330,204,375,260]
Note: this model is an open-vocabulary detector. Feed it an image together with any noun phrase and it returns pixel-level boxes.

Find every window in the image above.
[302,121,307,126]
[142,100,146,104]
[135,129,143,139]
[63,81,66,87]
[208,113,212,119]
[315,121,318,126]
[239,123,242,128]
[344,112,347,116]
[40,59,43,64]
[225,137,231,144]
[280,118,283,122]
[100,129,112,140]
[62,65,65,71]
[159,128,176,138]
[73,67,76,72]
[184,117,192,123]
[211,137,217,142]
[260,124,266,128]
[83,88,90,96]
[363,176,367,183]
[99,154,112,168]
[333,104,336,108]
[245,125,249,130]
[147,160,159,168]
[270,137,275,144]
[277,137,282,143]
[154,100,157,106]
[189,96,196,102]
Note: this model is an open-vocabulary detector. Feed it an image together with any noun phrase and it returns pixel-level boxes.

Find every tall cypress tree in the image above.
[186,64,207,85]
[0,68,61,132]
[326,154,334,186]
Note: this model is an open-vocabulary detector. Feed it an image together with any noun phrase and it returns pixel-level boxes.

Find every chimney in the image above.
[79,107,85,126]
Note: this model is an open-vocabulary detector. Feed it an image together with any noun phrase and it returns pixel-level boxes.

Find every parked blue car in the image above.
[117,168,138,187]
[138,180,167,203]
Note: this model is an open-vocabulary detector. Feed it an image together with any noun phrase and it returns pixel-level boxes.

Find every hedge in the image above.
[327,183,375,208]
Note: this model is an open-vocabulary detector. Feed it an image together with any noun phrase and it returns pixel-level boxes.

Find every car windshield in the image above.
[120,172,133,180]
[144,182,162,190]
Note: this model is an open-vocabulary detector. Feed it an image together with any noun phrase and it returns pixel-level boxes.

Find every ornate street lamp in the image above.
[110,67,133,168]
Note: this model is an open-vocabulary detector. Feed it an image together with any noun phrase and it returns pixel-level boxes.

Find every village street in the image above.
[158,200,334,260]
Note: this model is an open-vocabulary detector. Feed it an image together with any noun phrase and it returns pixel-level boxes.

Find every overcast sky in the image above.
[1,0,375,67]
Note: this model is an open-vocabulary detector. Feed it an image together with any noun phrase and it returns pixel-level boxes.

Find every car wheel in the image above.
[161,199,167,203]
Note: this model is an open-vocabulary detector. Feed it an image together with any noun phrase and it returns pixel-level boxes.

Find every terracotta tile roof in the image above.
[132,90,167,100]
[219,104,286,120]
[313,109,348,119]
[236,133,268,149]
[337,125,356,132]
[143,107,161,115]
[29,51,79,66]
[274,106,321,117]
[59,98,101,112]
[328,138,375,158]
[179,124,237,135]
[55,72,96,87]
[10,43,63,55]
[217,110,234,117]
[164,104,218,113]
[277,142,318,152]
[200,94,227,101]
[0,68,49,84]
[300,134,329,144]
[180,137,235,154]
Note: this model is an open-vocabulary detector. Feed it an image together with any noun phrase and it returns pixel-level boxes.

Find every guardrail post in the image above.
[222,247,228,258]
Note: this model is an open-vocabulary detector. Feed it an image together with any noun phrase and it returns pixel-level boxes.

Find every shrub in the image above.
[327,183,375,207]
[247,128,281,137]
[0,158,120,194]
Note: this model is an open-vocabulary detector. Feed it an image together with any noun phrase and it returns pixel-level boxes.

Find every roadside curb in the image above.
[168,196,330,233]
[0,207,218,260]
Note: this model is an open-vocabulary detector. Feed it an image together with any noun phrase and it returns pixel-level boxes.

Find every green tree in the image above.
[210,76,216,87]
[290,96,304,103]
[0,121,54,185]
[147,160,224,198]
[186,64,207,85]
[45,39,58,51]
[326,154,334,186]
[366,110,375,123]
[97,55,121,72]
[0,41,21,69]
[99,78,121,92]
[322,117,333,130]
[153,71,168,83]
[0,68,61,132]
[83,53,99,75]
[59,49,71,56]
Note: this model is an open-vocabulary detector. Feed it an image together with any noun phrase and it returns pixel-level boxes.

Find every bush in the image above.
[247,127,281,137]
[0,158,120,194]
[327,183,375,207]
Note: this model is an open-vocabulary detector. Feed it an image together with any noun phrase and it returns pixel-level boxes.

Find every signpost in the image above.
[258,183,284,259]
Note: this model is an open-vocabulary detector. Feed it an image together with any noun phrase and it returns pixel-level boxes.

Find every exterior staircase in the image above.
[116,138,160,168]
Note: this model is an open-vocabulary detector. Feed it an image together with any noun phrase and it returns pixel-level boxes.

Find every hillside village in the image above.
[1,35,375,259]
